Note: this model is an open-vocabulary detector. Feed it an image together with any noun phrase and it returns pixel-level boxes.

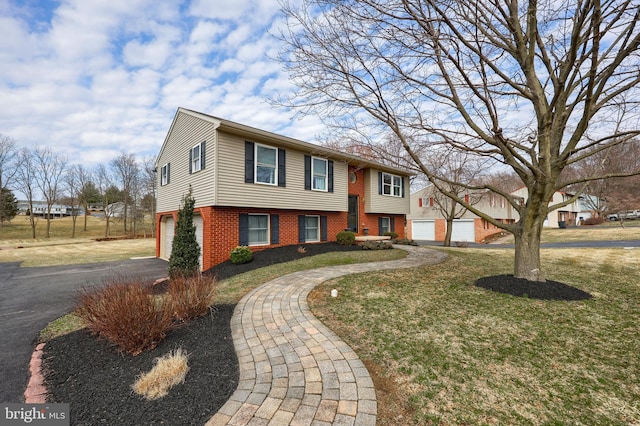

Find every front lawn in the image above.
[310,247,640,425]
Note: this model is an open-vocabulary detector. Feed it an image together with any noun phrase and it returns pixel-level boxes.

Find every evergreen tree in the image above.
[0,187,18,224]
[168,187,200,278]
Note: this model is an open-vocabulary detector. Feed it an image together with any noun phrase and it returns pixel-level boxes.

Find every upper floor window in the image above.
[312,157,328,191]
[256,144,277,185]
[160,163,170,186]
[190,141,206,174]
[381,172,402,197]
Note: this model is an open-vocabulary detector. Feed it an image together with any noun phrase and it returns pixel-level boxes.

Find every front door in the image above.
[347,195,358,232]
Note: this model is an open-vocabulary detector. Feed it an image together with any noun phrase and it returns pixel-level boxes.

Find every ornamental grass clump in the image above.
[168,274,218,322]
[132,348,190,400]
[76,277,174,356]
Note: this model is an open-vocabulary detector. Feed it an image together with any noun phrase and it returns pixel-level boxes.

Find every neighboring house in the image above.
[17,201,76,218]
[104,202,142,218]
[155,108,412,271]
[511,188,584,228]
[409,185,597,243]
[408,186,519,243]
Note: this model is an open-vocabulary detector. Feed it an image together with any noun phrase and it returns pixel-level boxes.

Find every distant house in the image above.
[407,186,519,243]
[408,186,598,242]
[155,108,413,271]
[17,201,76,218]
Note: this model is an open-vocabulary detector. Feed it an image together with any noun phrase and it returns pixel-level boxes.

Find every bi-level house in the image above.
[155,108,412,271]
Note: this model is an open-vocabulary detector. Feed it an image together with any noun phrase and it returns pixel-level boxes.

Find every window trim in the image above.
[248,213,270,246]
[255,143,278,186]
[381,172,403,197]
[160,163,169,186]
[380,217,391,235]
[311,157,328,191]
[304,215,321,242]
[191,143,202,173]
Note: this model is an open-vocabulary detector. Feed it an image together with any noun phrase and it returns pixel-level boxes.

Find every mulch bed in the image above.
[475,275,593,300]
[42,242,363,425]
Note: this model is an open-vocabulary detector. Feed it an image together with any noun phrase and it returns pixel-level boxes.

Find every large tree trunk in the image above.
[513,197,547,282]
[444,218,453,247]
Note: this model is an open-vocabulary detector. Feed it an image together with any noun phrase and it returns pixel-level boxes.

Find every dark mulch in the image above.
[44,305,237,425]
[42,243,363,425]
[475,275,593,300]
[205,242,363,281]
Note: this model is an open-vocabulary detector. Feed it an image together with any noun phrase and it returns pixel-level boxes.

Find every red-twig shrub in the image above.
[76,278,175,356]
[168,274,217,322]
[582,217,605,225]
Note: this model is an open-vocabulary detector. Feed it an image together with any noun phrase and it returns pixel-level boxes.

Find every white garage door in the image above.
[450,219,475,242]
[412,220,435,240]
[193,215,203,270]
[164,216,174,260]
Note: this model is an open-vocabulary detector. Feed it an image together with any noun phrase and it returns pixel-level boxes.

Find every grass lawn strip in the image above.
[309,247,640,425]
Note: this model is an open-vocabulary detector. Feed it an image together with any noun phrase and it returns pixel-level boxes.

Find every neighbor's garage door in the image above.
[193,215,203,270]
[164,216,174,260]
[450,219,475,242]
[412,220,435,240]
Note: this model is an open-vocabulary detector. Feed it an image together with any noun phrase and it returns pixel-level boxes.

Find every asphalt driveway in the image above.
[0,258,168,403]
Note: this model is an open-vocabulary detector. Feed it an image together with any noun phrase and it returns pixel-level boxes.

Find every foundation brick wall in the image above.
[159,207,351,271]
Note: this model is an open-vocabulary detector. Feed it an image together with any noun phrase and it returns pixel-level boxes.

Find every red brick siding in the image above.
[159,207,350,271]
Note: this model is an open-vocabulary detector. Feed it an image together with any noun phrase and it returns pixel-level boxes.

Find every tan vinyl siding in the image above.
[216,131,348,211]
[156,112,217,213]
[364,169,410,214]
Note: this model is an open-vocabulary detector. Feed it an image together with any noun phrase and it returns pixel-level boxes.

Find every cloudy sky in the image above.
[0,0,323,167]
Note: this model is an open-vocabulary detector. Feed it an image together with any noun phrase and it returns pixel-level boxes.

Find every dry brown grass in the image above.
[0,238,155,266]
[131,348,190,400]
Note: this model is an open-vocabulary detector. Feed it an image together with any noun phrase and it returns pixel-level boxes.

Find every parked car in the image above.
[607,213,619,221]
[615,210,640,220]
[621,210,640,220]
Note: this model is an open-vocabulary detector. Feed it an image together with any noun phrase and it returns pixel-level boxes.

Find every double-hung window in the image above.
[248,214,269,245]
[380,217,391,234]
[160,163,170,186]
[190,141,205,174]
[381,172,402,197]
[305,216,320,242]
[312,157,328,191]
[256,144,277,185]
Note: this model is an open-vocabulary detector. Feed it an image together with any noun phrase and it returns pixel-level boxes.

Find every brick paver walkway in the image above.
[206,245,446,426]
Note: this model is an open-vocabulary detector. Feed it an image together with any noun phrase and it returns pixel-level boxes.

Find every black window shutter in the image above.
[321,216,328,241]
[166,163,170,185]
[378,217,383,235]
[378,172,382,195]
[189,148,193,174]
[245,141,254,183]
[278,149,286,187]
[271,214,279,244]
[239,214,249,246]
[200,141,206,170]
[304,155,311,190]
[298,215,306,243]
[328,160,334,193]
[401,176,405,197]
[391,217,395,232]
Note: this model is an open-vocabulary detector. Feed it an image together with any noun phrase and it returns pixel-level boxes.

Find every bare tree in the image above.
[426,149,490,246]
[279,0,640,281]
[33,146,68,238]
[141,156,157,238]
[64,165,84,238]
[14,148,38,238]
[0,134,19,227]
[73,165,95,231]
[96,164,116,238]
[111,152,139,235]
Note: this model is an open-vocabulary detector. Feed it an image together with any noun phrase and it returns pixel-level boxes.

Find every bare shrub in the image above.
[582,217,605,226]
[168,274,217,322]
[132,348,190,400]
[76,277,175,355]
